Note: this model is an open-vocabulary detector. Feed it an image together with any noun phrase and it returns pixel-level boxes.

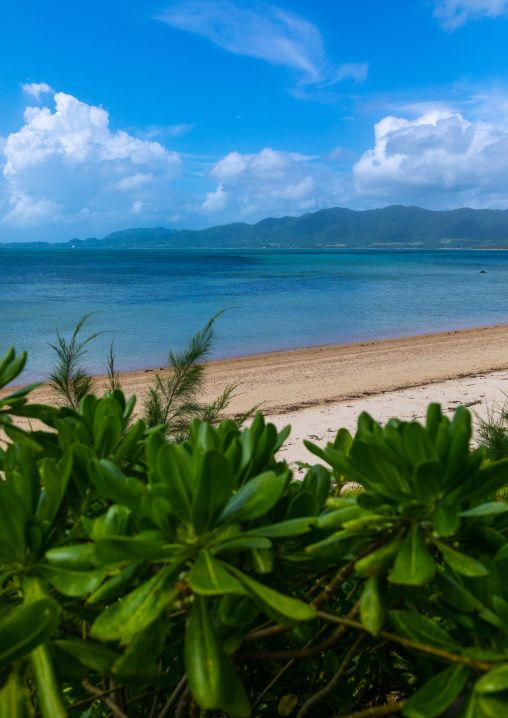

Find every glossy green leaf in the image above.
[156,443,194,524]
[434,571,481,613]
[460,503,508,518]
[188,551,247,595]
[0,483,28,563]
[92,562,181,643]
[433,506,460,537]
[37,451,72,526]
[192,450,234,534]
[462,457,508,502]
[87,561,147,605]
[246,517,317,538]
[37,565,107,597]
[403,664,471,717]
[389,525,435,585]
[228,565,316,621]
[53,640,120,674]
[30,642,67,718]
[94,535,177,563]
[0,669,33,718]
[476,665,508,693]
[5,443,40,516]
[355,533,403,577]
[111,419,146,464]
[185,595,250,716]
[212,536,272,554]
[301,464,330,508]
[0,348,26,387]
[94,414,122,458]
[436,541,489,577]
[84,504,132,541]
[220,471,288,523]
[89,459,145,513]
[389,610,460,651]
[360,576,386,636]
[45,543,98,571]
[0,598,60,670]
[112,615,167,682]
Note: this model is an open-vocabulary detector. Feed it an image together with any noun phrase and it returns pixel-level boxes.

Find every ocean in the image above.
[2,248,508,383]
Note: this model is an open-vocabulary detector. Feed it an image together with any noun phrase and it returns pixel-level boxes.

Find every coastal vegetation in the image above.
[3,346,508,717]
[3,205,508,250]
[48,311,247,440]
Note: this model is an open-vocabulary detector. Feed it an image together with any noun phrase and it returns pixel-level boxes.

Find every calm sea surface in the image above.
[2,248,508,383]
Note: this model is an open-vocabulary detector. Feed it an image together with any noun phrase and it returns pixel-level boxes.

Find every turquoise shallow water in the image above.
[2,248,508,383]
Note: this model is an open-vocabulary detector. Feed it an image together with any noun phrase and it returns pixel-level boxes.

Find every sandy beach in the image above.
[4,323,508,465]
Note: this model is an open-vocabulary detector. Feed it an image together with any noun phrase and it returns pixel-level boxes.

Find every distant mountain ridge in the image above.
[3,206,508,250]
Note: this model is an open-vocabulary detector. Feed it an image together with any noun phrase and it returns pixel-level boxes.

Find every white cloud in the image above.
[434,0,508,29]
[20,82,54,100]
[353,109,508,207]
[116,173,153,191]
[140,123,196,139]
[326,63,369,86]
[158,1,367,89]
[201,182,228,213]
[202,147,328,218]
[2,90,181,227]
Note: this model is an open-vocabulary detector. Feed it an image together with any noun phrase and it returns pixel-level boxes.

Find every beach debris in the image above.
[447,399,482,411]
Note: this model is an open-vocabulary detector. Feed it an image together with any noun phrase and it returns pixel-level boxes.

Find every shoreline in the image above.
[4,323,508,465]
[5,322,508,416]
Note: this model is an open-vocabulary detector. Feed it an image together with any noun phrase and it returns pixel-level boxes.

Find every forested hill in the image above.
[4,205,508,249]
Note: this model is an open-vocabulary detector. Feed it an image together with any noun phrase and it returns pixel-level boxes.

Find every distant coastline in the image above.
[2,204,508,251]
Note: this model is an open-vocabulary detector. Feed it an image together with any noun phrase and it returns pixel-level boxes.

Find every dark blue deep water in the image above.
[2,248,508,382]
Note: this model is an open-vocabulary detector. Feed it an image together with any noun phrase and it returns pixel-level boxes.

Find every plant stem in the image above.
[238,602,360,662]
[158,675,187,718]
[66,685,123,712]
[297,633,366,718]
[82,679,128,718]
[250,623,330,714]
[316,611,494,671]
[310,538,387,610]
[332,702,407,718]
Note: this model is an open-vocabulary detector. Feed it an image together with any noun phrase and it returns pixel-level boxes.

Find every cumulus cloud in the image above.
[353,109,508,207]
[158,1,367,89]
[201,147,329,218]
[20,82,54,100]
[434,0,508,29]
[2,90,181,227]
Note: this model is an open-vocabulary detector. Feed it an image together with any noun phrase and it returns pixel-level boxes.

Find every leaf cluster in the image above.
[3,347,508,717]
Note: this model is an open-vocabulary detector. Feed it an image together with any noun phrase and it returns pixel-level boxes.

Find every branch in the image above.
[332,702,407,718]
[158,675,187,718]
[316,610,494,671]
[297,633,367,718]
[238,602,360,662]
[82,679,129,718]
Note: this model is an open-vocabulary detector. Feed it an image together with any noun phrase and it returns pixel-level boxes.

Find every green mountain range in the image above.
[3,205,508,250]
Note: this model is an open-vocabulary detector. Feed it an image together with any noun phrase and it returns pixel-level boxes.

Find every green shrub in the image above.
[48,310,248,440]
[3,346,508,717]
[475,399,508,462]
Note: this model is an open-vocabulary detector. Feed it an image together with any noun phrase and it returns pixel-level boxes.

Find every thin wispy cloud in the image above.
[140,123,196,140]
[157,1,367,90]
[434,0,508,29]
[20,82,54,100]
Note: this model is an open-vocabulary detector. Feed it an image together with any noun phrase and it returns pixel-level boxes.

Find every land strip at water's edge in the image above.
[4,323,508,464]
[4,323,508,416]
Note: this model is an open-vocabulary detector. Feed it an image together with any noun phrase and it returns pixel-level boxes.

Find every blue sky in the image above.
[2,0,508,242]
